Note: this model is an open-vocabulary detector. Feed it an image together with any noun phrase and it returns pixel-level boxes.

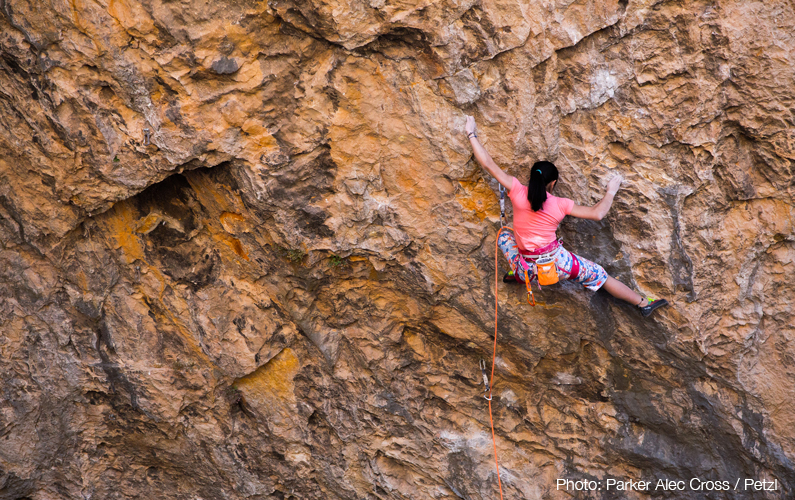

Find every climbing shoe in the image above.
[502,270,525,283]
[639,298,668,317]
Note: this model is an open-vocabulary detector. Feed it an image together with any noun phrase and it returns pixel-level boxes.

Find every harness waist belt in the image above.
[521,240,581,280]
[518,239,560,258]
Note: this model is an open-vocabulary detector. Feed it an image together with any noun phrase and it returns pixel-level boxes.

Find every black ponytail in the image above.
[528,161,559,212]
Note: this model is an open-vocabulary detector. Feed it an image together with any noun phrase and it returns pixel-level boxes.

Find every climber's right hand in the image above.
[465,115,477,137]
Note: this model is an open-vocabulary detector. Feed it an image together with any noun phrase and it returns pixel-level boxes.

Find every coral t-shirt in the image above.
[508,177,574,251]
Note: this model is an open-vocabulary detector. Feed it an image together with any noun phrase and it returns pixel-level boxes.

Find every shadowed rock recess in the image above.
[1,0,794,499]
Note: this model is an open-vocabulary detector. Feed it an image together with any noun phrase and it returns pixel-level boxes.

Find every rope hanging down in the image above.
[486,186,538,498]
[485,186,507,500]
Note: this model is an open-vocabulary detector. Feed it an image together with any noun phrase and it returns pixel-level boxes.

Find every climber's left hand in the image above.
[606,175,623,195]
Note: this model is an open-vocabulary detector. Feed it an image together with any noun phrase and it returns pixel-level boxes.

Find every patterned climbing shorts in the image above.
[497,230,608,291]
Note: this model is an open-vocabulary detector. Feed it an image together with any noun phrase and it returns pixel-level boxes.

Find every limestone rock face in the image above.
[1,0,794,498]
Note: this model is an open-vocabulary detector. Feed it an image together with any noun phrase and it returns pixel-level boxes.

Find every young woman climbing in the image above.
[465,115,668,317]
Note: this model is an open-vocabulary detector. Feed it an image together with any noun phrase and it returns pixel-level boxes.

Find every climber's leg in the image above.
[602,277,669,316]
[497,230,531,282]
[602,276,643,305]
[556,249,608,291]
[555,247,669,316]
[562,249,640,303]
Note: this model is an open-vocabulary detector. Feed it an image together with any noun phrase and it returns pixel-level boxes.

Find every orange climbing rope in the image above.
[486,226,524,500]
[486,227,508,500]
[485,187,540,499]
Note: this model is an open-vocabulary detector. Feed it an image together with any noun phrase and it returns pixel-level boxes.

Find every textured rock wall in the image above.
[1,0,794,498]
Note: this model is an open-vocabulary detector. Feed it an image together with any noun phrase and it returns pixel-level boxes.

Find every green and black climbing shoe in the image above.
[640,298,668,317]
[502,270,525,283]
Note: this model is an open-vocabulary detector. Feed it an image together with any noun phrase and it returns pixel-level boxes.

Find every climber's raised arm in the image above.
[465,116,513,190]
[569,175,622,221]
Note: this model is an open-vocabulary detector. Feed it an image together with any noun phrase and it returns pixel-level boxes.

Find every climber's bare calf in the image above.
[603,277,645,306]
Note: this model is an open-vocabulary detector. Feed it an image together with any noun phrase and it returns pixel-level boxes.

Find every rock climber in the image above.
[464,116,668,317]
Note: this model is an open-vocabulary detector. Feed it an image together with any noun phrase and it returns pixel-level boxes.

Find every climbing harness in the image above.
[519,241,562,287]
[519,239,583,285]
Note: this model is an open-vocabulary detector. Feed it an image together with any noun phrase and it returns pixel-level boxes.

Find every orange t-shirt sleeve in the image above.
[508,177,523,197]
[558,197,574,216]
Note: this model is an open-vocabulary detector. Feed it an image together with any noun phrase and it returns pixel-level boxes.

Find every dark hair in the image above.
[528,161,559,212]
